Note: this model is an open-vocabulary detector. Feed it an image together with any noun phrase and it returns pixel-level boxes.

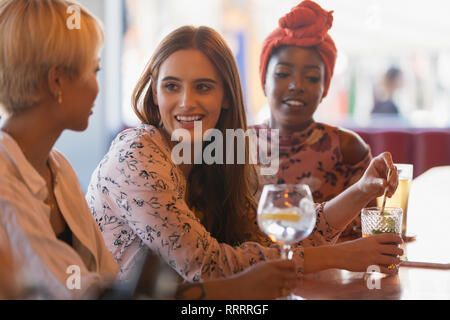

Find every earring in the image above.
[56,91,63,104]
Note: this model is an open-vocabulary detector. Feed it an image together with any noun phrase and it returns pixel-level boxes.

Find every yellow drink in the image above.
[377,179,411,235]
[259,212,303,223]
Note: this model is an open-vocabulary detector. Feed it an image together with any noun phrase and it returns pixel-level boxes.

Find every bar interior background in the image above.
[1,0,449,190]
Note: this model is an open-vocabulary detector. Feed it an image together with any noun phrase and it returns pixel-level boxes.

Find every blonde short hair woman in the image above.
[0,0,118,299]
[0,0,103,115]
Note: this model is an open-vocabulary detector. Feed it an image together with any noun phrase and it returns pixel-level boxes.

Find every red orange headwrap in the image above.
[260,0,337,98]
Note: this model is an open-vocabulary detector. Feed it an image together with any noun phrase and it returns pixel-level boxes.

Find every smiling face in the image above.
[265,46,325,135]
[153,49,226,142]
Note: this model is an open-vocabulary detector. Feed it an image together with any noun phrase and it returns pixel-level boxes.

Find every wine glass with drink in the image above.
[257,184,316,300]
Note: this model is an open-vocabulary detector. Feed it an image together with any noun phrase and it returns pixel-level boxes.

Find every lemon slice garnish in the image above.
[260,213,302,222]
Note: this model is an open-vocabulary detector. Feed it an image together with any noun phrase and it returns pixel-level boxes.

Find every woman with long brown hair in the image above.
[130,26,259,246]
[86,25,403,291]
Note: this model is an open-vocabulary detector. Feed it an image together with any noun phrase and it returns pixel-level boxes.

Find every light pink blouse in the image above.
[0,132,118,299]
[86,125,342,282]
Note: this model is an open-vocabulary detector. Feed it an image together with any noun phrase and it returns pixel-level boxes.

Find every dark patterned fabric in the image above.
[252,122,372,237]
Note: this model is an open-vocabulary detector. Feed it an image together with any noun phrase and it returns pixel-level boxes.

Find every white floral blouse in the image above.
[86,125,342,283]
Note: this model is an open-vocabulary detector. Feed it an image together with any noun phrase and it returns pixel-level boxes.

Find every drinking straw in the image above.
[380,169,392,214]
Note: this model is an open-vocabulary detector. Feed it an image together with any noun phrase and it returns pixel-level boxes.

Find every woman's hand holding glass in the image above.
[333,233,404,275]
[336,152,403,274]
[227,260,297,300]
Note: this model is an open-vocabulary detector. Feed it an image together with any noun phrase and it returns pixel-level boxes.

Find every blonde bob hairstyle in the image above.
[0,0,104,115]
[133,26,259,245]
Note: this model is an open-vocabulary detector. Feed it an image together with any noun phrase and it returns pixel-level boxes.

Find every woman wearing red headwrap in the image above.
[253,0,374,239]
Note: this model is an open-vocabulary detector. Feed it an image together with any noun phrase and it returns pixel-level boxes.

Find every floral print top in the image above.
[253,122,372,202]
[86,125,342,283]
[252,122,372,236]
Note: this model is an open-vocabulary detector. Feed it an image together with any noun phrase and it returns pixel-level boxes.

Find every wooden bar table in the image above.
[293,167,450,300]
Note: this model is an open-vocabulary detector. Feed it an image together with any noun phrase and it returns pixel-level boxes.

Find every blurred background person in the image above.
[372,66,404,116]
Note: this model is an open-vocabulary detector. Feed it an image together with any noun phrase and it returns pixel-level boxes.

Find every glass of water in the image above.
[257,184,316,299]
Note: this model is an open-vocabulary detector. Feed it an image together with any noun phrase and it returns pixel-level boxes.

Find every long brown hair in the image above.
[132,26,258,245]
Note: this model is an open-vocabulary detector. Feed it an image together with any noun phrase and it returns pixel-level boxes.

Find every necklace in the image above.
[44,161,57,210]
